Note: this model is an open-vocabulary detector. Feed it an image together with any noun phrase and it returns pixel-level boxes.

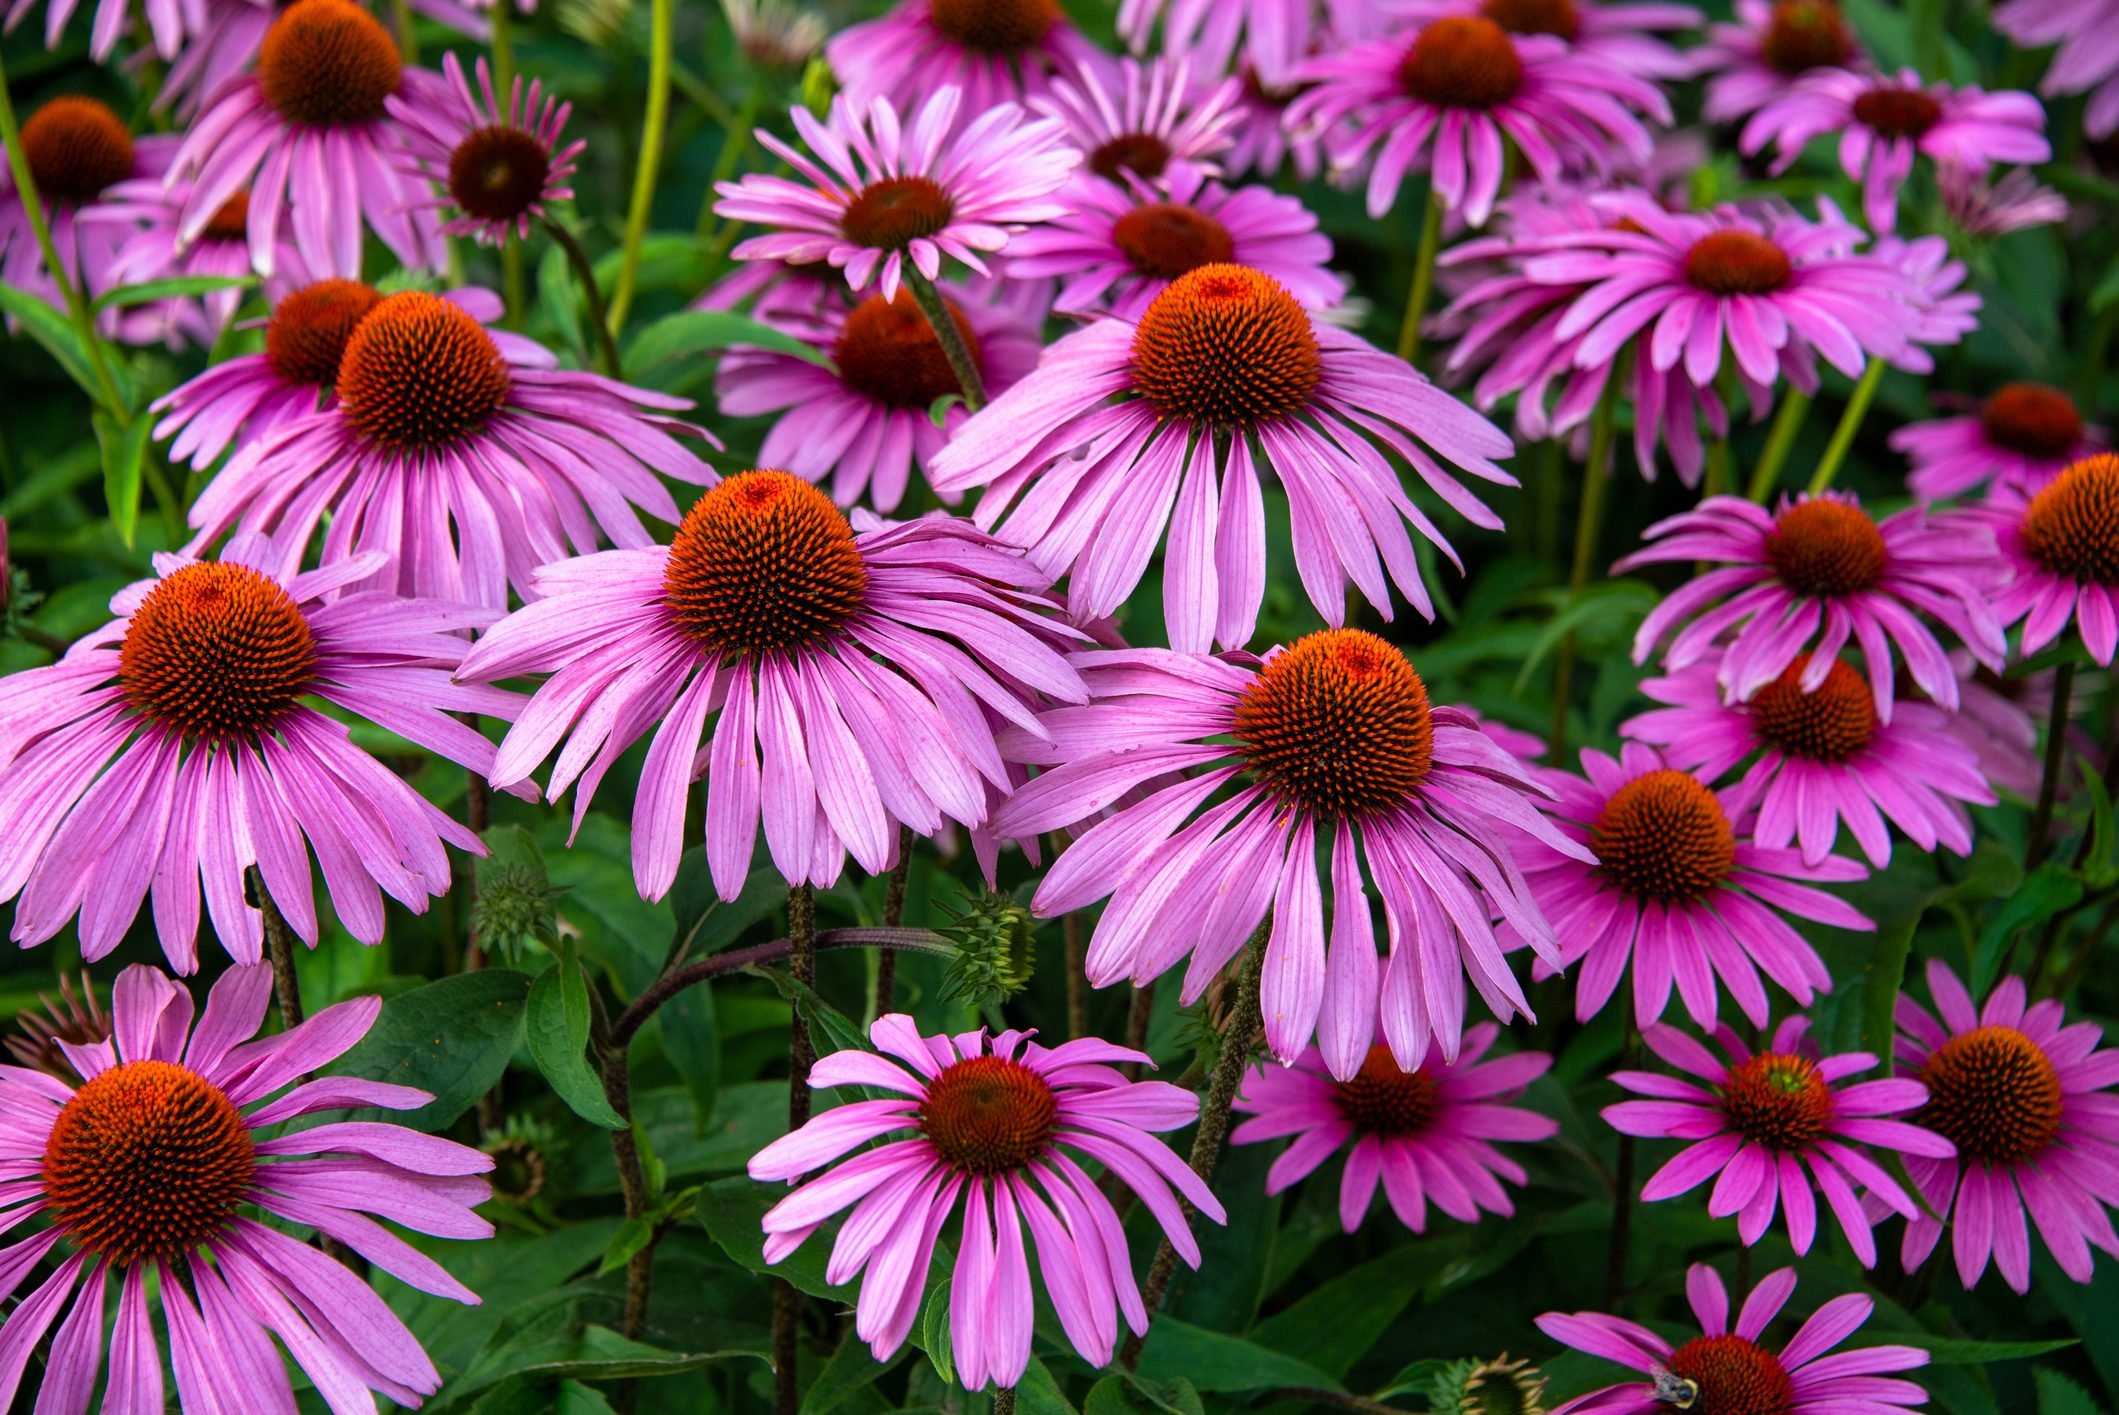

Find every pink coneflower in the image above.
[186,289,713,608]
[390,52,582,246]
[1605,1018,1952,1262]
[824,0,1111,116]
[1539,1264,1930,1415]
[1894,382,2101,502]
[716,277,1041,512]
[0,536,518,968]
[457,471,1085,901]
[170,0,448,278]
[82,183,294,350]
[716,87,1078,302]
[1006,165,1344,318]
[1618,492,2007,718]
[1118,0,1374,86]
[1433,189,1743,483]
[0,962,494,1413]
[1520,200,1925,395]
[1035,56,1243,187]
[151,276,384,470]
[4,0,192,57]
[1285,19,1668,226]
[2,98,173,314]
[156,0,275,120]
[992,632,1589,1071]
[1995,0,2119,138]
[1220,62,1328,180]
[1875,234,1981,375]
[1384,0,1702,78]
[1694,0,1866,123]
[1510,745,1866,1030]
[1231,1019,1556,1232]
[151,276,523,469]
[1625,655,1995,867]
[1888,958,2119,1292]
[749,1013,1223,1387]
[931,264,1516,651]
[1988,453,2119,665]
[1940,163,2069,236]
[1742,71,2050,232]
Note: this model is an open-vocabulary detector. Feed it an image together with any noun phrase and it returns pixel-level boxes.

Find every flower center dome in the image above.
[2022,454,2119,585]
[1090,132,1176,182]
[1765,498,1887,598]
[120,562,320,741]
[1590,769,1735,904]
[265,278,384,386]
[1233,629,1436,820]
[840,175,955,249]
[1665,1334,1796,1415]
[1720,1052,1835,1150]
[42,1059,256,1265]
[1981,382,2083,460]
[1915,1024,2063,1165]
[1749,656,1876,762]
[834,290,980,408]
[336,291,513,448]
[1684,230,1793,296]
[1399,16,1525,108]
[1851,84,1943,139]
[927,0,1060,51]
[1760,0,1852,74]
[1130,263,1321,425]
[663,470,869,657]
[1115,202,1238,280]
[919,1055,1060,1174]
[1479,0,1580,41]
[448,124,552,225]
[1333,1045,1441,1135]
[258,0,404,128]
[22,96,134,205]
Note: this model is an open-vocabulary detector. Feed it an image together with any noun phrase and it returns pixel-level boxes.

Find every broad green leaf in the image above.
[315,970,530,1131]
[1012,1357,1080,1415]
[557,1380,621,1415]
[2034,1368,2100,1415]
[0,283,100,400]
[377,1219,622,1381]
[759,967,872,1058]
[623,309,832,380]
[538,241,587,364]
[1084,1375,1206,1415]
[91,410,149,547]
[1247,1246,1424,1381]
[90,274,253,311]
[597,1216,656,1277]
[800,1331,903,1415]
[1132,1316,1344,1395]
[527,951,627,1128]
[919,1280,954,1387]
[1971,864,2081,996]
[696,1175,841,1300]
[478,1320,763,1387]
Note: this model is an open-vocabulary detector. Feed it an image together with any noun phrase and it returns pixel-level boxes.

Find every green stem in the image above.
[777,882,816,1415]
[390,0,421,61]
[607,0,673,339]
[1120,920,1267,1371]
[1395,184,1445,366]
[491,2,527,328]
[696,87,760,239]
[903,265,987,412]
[2027,662,2078,873]
[247,867,305,1032]
[1807,360,1885,496]
[1748,389,1811,502]
[543,217,624,379]
[0,46,126,417]
[1549,372,1622,755]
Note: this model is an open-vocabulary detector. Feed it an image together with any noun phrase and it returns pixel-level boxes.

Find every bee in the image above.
[1650,1367,1701,1410]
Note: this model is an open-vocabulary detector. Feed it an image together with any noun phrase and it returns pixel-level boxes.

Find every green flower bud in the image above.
[939,893,1036,1008]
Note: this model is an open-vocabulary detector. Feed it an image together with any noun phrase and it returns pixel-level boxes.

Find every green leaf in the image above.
[476,1320,764,1386]
[2084,767,2119,889]
[597,1216,656,1277]
[918,1280,955,1387]
[1084,1375,1207,1415]
[1247,1246,1423,1381]
[800,1332,903,1415]
[2035,1368,2101,1415]
[527,951,628,1128]
[696,1176,840,1301]
[316,971,530,1130]
[1012,1357,1080,1415]
[557,1379,621,1415]
[0,283,100,400]
[1971,864,2081,996]
[1132,1316,1343,1395]
[623,309,832,380]
[1513,581,1658,691]
[90,274,254,311]
[538,241,587,364]
[758,967,870,1058]
[1894,1335,2079,1364]
[91,411,149,548]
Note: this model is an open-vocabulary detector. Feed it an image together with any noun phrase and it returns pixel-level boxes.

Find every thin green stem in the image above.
[247,867,305,1032]
[902,265,987,412]
[543,217,624,378]
[2027,662,2078,873]
[607,0,674,339]
[1549,372,1622,755]
[0,45,126,416]
[1807,360,1885,496]
[874,823,914,1015]
[777,882,816,1415]
[490,3,527,328]
[1748,389,1811,502]
[1395,184,1445,366]
[1120,919,1267,1371]
[696,87,760,239]
[994,1390,1017,1415]
[390,0,421,61]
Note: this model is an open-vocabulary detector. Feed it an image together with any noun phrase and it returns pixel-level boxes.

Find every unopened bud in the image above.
[472,825,565,963]
[939,893,1037,1007]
